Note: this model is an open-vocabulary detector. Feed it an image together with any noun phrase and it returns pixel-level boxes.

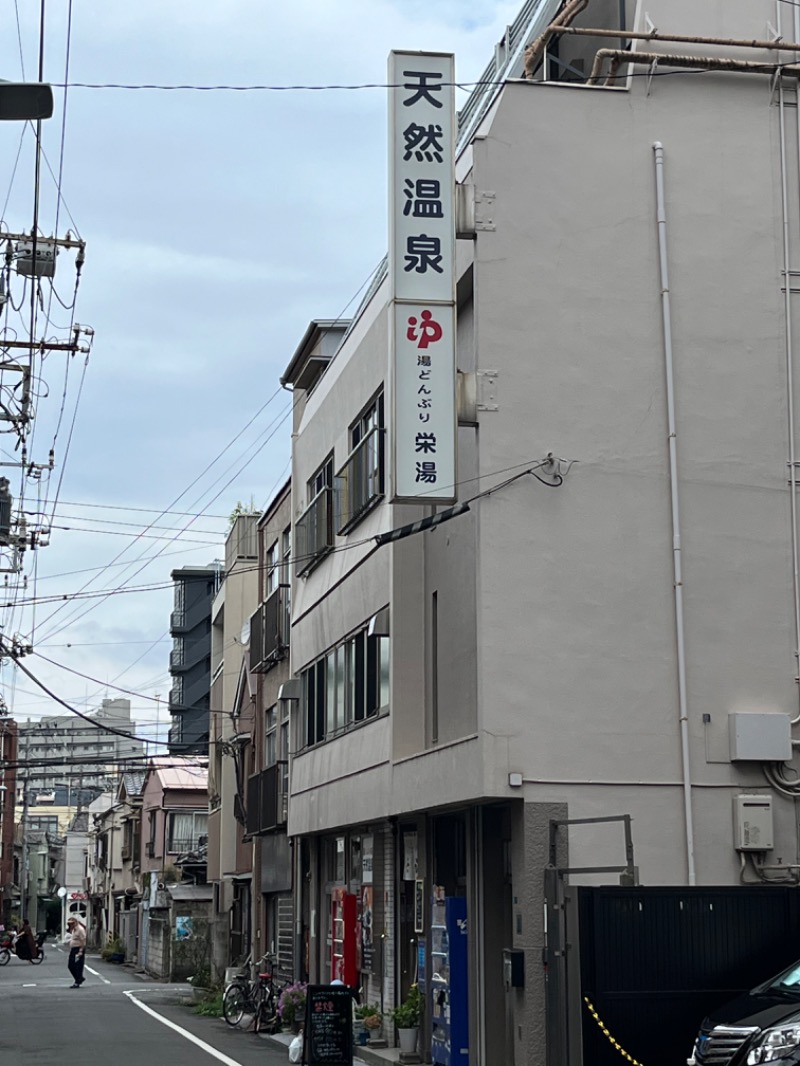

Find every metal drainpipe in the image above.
[787,2,800,727]
[653,143,697,886]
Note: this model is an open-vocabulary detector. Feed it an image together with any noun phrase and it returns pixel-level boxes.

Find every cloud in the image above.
[0,0,521,722]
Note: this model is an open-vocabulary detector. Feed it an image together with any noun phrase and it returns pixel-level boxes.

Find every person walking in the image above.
[66,916,86,988]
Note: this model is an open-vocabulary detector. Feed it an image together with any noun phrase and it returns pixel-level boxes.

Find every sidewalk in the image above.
[252,1028,373,1065]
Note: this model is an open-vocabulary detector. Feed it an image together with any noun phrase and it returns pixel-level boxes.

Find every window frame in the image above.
[266,540,280,596]
[166,809,208,854]
[299,623,390,750]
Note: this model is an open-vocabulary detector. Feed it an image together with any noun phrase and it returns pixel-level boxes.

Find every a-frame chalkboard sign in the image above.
[302,984,354,1066]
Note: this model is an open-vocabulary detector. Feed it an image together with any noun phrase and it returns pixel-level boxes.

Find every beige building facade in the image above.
[278,0,800,1062]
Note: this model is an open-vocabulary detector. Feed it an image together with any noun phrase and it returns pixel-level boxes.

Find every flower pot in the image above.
[398,1027,419,1053]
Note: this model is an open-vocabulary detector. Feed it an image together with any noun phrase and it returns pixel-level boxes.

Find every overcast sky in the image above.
[0,0,521,749]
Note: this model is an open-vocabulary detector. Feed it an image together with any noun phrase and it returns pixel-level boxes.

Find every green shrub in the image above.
[192,988,224,1017]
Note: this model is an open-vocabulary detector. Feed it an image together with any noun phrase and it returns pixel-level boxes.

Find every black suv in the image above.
[690,959,800,1065]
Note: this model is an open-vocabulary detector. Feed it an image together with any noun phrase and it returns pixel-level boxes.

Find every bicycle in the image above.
[222,954,283,1032]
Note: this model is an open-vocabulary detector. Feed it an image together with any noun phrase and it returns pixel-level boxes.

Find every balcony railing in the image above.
[168,683,183,709]
[245,764,288,836]
[250,586,290,673]
[170,638,208,673]
[170,608,186,631]
[335,427,385,534]
[295,487,333,576]
[167,837,205,854]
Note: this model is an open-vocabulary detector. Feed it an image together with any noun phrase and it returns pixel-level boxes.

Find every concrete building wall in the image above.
[470,0,800,885]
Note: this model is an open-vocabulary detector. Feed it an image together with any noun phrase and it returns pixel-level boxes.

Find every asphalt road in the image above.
[0,942,291,1066]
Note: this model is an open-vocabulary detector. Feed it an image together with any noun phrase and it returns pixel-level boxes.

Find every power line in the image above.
[0,638,155,743]
[29,386,287,642]
[46,523,219,545]
[36,512,228,535]
[55,500,233,519]
[13,0,25,78]
[33,545,209,582]
[47,65,800,91]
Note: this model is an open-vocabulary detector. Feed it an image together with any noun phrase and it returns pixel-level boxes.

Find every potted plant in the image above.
[100,935,125,964]
[278,981,308,1033]
[390,984,422,1053]
[354,1003,382,1046]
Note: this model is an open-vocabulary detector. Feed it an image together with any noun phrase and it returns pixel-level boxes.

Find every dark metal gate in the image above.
[576,885,800,1066]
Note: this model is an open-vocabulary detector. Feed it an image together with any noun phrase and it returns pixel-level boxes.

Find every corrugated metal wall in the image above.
[578,886,800,1066]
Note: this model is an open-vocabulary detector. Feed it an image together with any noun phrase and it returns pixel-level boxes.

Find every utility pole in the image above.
[19,778,28,920]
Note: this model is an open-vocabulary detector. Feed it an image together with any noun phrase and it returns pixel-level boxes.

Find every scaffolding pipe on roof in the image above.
[588,49,800,85]
[560,25,800,53]
[523,0,590,78]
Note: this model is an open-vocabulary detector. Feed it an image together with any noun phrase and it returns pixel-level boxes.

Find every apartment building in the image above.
[17,698,142,794]
[275,0,800,1062]
[168,564,223,754]
[247,481,294,976]
[207,513,259,973]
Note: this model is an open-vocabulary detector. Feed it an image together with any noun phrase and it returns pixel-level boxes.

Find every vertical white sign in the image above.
[388,51,457,503]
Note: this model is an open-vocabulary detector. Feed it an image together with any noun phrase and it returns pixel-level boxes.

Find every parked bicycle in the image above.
[0,931,46,966]
[222,953,284,1032]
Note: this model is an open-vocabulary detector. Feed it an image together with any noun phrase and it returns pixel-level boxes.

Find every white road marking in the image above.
[123,991,246,1065]
[84,963,111,985]
[22,983,36,987]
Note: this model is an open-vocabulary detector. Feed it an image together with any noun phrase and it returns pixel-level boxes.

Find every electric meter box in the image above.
[733,794,774,852]
[728,712,792,762]
[15,239,57,278]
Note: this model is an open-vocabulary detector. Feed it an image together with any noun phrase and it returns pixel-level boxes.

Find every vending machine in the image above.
[430,893,468,1066]
[330,887,358,985]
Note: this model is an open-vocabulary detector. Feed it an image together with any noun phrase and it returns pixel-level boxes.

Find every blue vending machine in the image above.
[430,894,468,1066]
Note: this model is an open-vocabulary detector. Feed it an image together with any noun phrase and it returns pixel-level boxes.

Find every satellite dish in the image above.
[57,887,67,899]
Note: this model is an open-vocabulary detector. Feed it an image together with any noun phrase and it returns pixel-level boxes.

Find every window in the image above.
[28,816,58,834]
[282,526,292,635]
[336,394,385,534]
[297,456,335,577]
[167,810,208,854]
[265,706,278,766]
[266,540,279,595]
[279,703,289,811]
[309,456,333,501]
[300,628,390,748]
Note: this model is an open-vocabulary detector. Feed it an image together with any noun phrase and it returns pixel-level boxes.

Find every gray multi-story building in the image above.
[276,0,800,1062]
[168,564,223,755]
[17,698,142,795]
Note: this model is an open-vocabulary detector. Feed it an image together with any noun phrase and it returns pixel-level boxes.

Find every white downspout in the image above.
[653,142,697,886]
[786,2,800,726]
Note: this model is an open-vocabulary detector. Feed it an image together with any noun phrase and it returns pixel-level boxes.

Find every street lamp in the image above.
[0,81,53,121]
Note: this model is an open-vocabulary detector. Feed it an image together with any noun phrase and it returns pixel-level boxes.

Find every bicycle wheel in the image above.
[253,987,268,1034]
[0,948,9,966]
[223,982,249,1027]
